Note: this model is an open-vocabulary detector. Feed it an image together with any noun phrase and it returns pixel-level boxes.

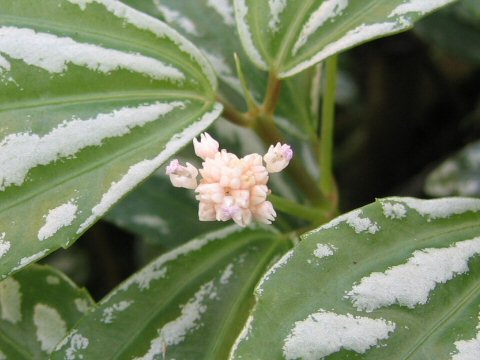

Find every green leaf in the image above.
[231,197,480,359]
[0,0,221,277]
[234,0,459,77]
[425,140,480,197]
[0,264,94,359]
[50,226,291,360]
[119,0,260,106]
[104,168,224,248]
[122,0,320,139]
[275,66,321,139]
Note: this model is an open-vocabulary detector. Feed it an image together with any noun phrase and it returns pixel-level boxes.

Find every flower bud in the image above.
[231,189,250,208]
[216,196,240,221]
[198,202,216,221]
[195,183,224,203]
[165,159,198,189]
[193,132,219,160]
[252,201,276,224]
[263,143,293,173]
[232,208,252,227]
[250,185,269,206]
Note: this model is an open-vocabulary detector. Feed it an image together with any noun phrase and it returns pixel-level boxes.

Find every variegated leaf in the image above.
[234,0,459,77]
[425,140,480,197]
[0,0,221,277]
[231,197,480,359]
[0,264,94,359]
[122,0,320,138]
[50,226,291,359]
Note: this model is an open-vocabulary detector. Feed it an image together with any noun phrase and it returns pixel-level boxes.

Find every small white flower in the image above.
[263,143,293,173]
[165,159,198,189]
[166,133,291,227]
[193,132,219,160]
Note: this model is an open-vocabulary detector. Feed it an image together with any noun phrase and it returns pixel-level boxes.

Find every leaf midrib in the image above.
[0,101,213,214]
[275,1,397,73]
[0,324,36,359]
[281,1,400,73]
[351,214,480,279]
[272,0,315,71]
[205,240,288,359]
[0,89,207,113]
[107,232,273,359]
[401,262,480,359]
[0,14,211,94]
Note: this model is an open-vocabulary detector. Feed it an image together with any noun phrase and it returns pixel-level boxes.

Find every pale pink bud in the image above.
[252,201,276,224]
[165,160,198,189]
[199,202,216,221]
[195,183,224,203]
[193,132,219,160]
[199,157,221,183]
[231,189,250,208]
[240,171,256,189]
[252,165,269,185]
[250,185,269,206]
[216,196,240,221]
[241,153,269,186]
[218,149,239,164]
[219,166,243,189]
[242,153,263,167]
[263,143,293,173]
[232,208,252,227]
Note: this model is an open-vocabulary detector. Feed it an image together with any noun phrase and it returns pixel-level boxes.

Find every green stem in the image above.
[262,72,283,116]
[217,95,251,127]
[319,55,338,200]
[255,115,324,204]
[269,194,327,222]
[311,63,323,133]
[234,53,258,112]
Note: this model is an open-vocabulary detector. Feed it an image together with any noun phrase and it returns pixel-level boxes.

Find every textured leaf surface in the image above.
[234,0,459,77]
[50,226,290,360]
[122,0,320,138]
[120,0,257,108]
[0,0,221,277]
[231,197,480,359]
[425,141,480,197]
[0,264,94,359]
[104,168,224,248]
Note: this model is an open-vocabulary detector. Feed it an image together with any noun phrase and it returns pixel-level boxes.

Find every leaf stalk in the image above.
[319,55,339,205]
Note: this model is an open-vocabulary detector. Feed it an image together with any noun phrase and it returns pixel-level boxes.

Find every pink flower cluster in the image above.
[166,133,293,227]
